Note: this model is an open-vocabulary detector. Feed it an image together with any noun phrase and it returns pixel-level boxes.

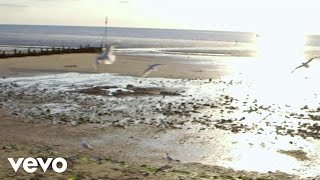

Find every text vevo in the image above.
[8,157,67,173]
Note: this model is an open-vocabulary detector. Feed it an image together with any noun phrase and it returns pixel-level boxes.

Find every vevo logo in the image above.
[8,157,67,173]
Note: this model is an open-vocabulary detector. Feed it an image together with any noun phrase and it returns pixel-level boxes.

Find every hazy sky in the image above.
[1,0,320,33]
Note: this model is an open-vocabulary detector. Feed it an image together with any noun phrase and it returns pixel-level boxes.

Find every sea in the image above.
[0,24,259,57]
[2,24,320,56]
[2,24,320,58]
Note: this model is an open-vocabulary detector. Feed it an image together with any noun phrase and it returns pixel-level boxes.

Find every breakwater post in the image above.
[0,45,100,59]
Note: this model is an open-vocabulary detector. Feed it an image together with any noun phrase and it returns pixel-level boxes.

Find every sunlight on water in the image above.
[214,31,320,177]
[255,30,306,78]
[256,31,306,62]
[226,134,306,173]
[231,147,300,173]
[226,31,320,107]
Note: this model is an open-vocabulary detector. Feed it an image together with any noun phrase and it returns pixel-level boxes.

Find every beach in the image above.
[0,54,230,79]
[0,109,294,180]
[1,53,320,179]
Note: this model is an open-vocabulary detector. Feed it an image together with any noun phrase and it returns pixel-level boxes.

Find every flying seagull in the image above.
[141,63,163,78]
[81,140,93,150]
[94,45,116,70]
[291,57,320,73]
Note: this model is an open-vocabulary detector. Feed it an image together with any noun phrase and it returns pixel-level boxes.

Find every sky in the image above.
[1,0,320,34]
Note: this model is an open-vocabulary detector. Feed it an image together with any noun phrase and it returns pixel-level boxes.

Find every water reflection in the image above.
[196,33,320,177]
[224,32,320,107]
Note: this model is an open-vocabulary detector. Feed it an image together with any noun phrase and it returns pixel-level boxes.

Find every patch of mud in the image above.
[278,150,310,161]
[72,84,182,97]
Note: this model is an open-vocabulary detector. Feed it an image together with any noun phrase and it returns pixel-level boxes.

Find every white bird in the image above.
[291,57,320,73]
[94,45,116,70]
[81,140,93,150]
[141,64,163,78]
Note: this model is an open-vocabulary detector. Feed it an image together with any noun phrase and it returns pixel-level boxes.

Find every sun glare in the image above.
[256,30,306,67]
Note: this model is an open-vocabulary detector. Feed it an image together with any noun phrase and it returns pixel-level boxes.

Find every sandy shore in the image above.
[0,53,226,79]
[1,54,320,179]
[0,109,295,180]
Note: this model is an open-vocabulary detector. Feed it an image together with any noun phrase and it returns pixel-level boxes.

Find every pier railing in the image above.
[0,45,101,59]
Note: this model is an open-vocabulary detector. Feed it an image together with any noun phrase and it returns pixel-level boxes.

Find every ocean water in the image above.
[0,24,258,57]
[2,24,320,58]
[2,24,320,57]
[0,24,255,46]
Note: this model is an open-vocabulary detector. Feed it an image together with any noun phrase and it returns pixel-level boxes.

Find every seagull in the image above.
[141,63,163,78]
[291,57,320,73]
[81,140,93,150]
[165,152,181,162]
[166,153,173,161]
[94,45,116,70]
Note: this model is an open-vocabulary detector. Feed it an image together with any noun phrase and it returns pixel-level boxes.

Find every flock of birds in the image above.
[94,44,163,77]
[94,44,320,76]
[89,43,320,161]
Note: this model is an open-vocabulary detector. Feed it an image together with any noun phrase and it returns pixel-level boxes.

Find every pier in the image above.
[0,45,101,59]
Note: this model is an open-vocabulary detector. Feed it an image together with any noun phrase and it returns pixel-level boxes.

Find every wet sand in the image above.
[1,54,320,179]
[0,53,226,79]
[0,109,295,180]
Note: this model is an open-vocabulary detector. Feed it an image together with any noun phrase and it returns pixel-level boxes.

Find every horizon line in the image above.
[0,23,255,34]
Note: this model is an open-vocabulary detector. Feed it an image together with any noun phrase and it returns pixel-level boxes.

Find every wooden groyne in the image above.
[0,45,101,59]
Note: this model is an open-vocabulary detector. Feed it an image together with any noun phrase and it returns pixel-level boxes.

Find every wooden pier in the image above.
[0,45,101,59]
